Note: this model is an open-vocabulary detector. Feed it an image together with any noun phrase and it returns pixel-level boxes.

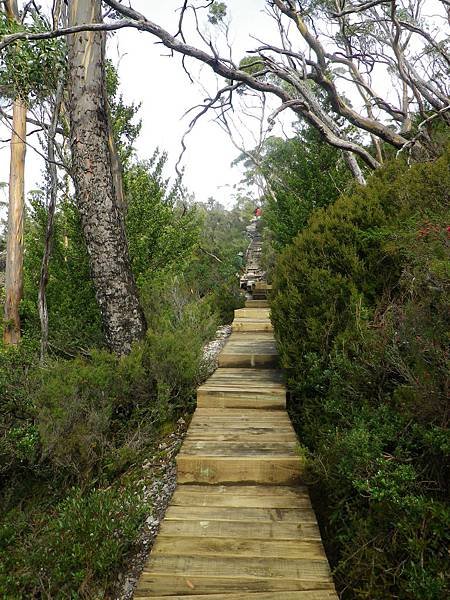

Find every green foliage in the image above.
[185,197,250,322]
[35,348,151,481]
[260,127,353,248]
[239,56,265,75]
[0,483,147,598]
[125,152,200,284]
[106,60,142,168]
[0,340,39,487]
[271,149,450,598]
[208,1,227,24]
[0,11,65,101]
[0,276,213,596]
[141,272,217,412]
[22,194,104,353]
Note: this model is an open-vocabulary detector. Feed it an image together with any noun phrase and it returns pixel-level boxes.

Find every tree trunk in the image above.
[67,0,146,354]
[3,97,26,345]
[38,79,64,361]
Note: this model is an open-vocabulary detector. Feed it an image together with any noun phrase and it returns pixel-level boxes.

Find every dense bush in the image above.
[0,272,215,595]
[271,149,449,599]
[0,484,147,598]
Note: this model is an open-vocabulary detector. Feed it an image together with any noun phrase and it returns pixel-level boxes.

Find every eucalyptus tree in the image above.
[1,0,26,345]
[66,0,145,354]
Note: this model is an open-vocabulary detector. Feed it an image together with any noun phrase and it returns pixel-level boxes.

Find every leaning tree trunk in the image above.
[3,96,26,345]
[67,0,146,354]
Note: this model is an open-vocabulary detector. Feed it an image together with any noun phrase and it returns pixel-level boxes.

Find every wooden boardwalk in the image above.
[134,295,338,598]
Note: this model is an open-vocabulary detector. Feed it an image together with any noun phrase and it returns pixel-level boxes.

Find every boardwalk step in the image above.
[157,517,321,541]
[245,299,269,308]
[136,577,337,597]
[197,368,285,409]
[137,592,337,600]
[235,307,270,319]
[176,456,302,485]
[218,332,278,368]
[232,318,273,332]
[142,555,334,586]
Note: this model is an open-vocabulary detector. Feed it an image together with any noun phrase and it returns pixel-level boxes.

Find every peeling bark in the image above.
[3,97,26,345]
[67,0,146,354]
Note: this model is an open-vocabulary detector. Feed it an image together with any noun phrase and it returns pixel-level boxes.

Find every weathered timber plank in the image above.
[218,333,278,368]
[143,554,333,582]
[157,518,321,541]
[176,455,303,484]
[192,408,288,418]
[171,490,311,509]
[164,505,316,523]
[135,575,336,596]
[196,391,285,409]
[245,299,269,308]
[174,484,308,496]
[199,367,284,385]
[218,352,278,368]
[179,441,298,456]
[185,432,297,443]
[234,308,270,319]
[136,592,337,600]
[232,318,274,333]
[153,537,326,560]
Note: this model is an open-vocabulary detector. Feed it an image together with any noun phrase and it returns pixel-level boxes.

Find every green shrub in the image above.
[0,483,147,598]
[35,348,154,482]
[271,149,450,598]
[0,340,40,492]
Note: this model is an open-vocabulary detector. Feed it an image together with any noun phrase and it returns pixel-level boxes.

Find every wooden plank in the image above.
[136,592,337,600]
[196,391,285,410]
[179,441,298,456]
[187,429,296,439]
[234,307,271,319]
[153,537,326,560]
[245,300,269,308]
[143,555,333,582]
[135,575,336,596]
[232,318,273,333]
[199,367,284,386]
[175,484,309,496]
[176,456,303,484]
[164,505,316,523]
[157,518,322,541]
[197,368,286,410]
[185,431,297,442]
[218,352,278,368]
[218,333,278,368]
[254,282,272,291]
[192,408,287,419]
[171,491,311,509]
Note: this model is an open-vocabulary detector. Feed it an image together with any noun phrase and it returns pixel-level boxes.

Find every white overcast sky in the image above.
[0,0,285,209]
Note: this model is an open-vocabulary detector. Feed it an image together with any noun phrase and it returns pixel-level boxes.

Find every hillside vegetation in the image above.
[268,145,449,598]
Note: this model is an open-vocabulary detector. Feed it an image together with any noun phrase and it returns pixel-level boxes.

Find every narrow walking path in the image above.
[134,228,338,599]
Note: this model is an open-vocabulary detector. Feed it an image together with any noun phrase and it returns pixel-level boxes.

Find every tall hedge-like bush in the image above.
[271,149,449,599]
